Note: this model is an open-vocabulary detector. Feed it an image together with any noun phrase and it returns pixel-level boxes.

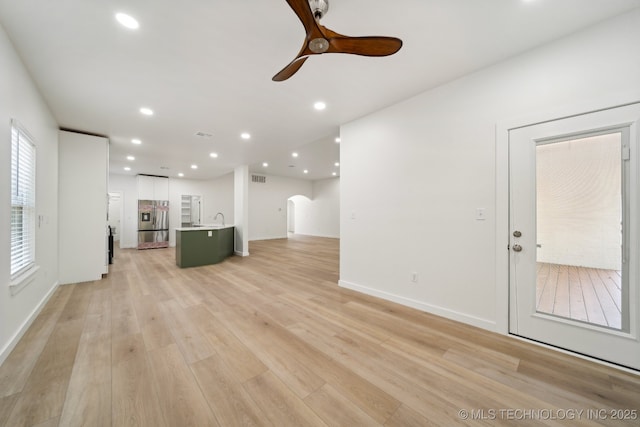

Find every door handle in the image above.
[512,244,522,252]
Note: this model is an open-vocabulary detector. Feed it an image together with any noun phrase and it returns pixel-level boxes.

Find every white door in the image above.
[108,192,122,242]
[509,103,640,370]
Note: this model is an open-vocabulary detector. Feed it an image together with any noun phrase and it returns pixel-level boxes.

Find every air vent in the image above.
[194,131,213,138]
[252,174,267,184]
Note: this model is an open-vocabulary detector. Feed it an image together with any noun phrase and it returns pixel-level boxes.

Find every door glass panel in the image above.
[535,132,624,330]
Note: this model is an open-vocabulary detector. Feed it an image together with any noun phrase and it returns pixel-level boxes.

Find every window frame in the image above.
[10,119,37,284]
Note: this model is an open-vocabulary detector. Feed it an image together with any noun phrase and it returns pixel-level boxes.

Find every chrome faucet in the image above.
[214,212,225,226]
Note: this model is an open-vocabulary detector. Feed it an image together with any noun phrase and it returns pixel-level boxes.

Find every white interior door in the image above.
[107,192,121,242]
[509,103,640,370]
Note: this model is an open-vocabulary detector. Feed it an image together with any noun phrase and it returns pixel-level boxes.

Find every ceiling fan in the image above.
[273,0,403,81]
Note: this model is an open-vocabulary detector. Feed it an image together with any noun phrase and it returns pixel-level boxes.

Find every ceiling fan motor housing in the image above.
[309,0,329,19]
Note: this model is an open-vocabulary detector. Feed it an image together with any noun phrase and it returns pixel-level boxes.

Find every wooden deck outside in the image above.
[536,263,622,329]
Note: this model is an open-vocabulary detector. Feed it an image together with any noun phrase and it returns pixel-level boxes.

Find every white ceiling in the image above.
[1,0,638,181]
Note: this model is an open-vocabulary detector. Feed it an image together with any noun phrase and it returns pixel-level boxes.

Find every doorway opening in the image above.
[108,191,122,245]
[181,195,202,227]
[287,195,311,238]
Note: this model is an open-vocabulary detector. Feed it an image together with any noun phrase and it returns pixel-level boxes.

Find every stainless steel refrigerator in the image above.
[137,200,169,249]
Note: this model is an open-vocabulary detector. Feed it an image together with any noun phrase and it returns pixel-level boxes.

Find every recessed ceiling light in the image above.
[332,172,337,176]
[131,138,142,145]
[292,152,299,158]
[126,155,135,161]
[115,13,139,30]
[314,101,326,111]
[140,107,154,116]
[303,169,309,174]
[262,162,269,167]
[334,162,340,167]
[335,137,341,143]
[209,152,218,158]
[124,167,131,171]
[241,132,251,140]
[178,173,184,177]
[191,164,198,169]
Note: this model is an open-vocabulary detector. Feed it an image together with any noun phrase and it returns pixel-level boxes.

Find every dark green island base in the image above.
[175,226,235,268]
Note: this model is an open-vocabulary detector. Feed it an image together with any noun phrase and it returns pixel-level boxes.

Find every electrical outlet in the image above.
[411,272,418,283]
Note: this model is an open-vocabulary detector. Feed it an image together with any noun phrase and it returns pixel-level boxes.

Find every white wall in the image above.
[291,178,340,238]
[249,175,312,240]
[340,9,640,331]
[0,24,60,364]
[537,134,622,270]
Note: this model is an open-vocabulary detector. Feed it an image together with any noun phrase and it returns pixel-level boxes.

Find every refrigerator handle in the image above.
[152,205,157,228]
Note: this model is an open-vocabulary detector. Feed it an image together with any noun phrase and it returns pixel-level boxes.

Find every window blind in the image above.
[10,120,36,279]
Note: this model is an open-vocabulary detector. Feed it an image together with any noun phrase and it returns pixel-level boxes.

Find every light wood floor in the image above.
[1,235,639,426]
[536,263,622,329]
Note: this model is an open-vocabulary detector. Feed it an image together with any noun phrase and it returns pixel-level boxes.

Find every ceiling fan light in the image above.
[309,0,329,19]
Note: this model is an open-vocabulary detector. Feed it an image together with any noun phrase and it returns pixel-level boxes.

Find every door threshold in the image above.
[509,333,639,376]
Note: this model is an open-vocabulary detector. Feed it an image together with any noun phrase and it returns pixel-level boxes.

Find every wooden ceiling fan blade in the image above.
[328,36,403,57]
[285,0,322,37]
[272,56,309,82]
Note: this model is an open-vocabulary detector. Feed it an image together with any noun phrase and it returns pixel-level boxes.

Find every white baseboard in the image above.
[234,251,250,257]
[249,235,287,241]
[0,281,59,366]
[338,279,497,332]
[293,233,340,239]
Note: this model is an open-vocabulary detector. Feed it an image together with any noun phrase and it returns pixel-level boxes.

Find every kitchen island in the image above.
[175,225,235,268]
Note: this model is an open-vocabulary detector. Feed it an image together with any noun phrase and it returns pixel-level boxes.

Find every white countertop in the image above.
[175,225,234,231]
